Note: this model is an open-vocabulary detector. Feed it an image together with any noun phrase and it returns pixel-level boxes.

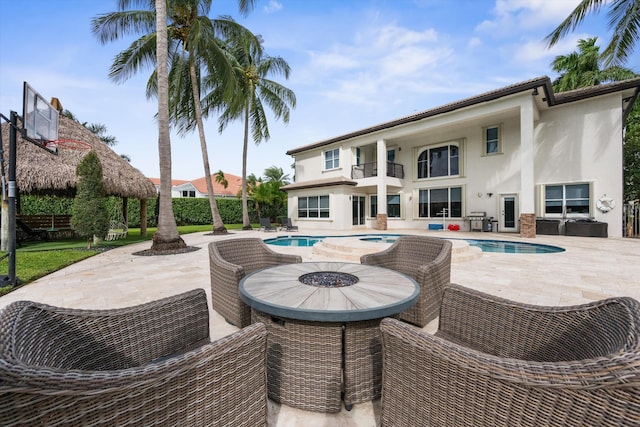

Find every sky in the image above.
[1,0,638,181]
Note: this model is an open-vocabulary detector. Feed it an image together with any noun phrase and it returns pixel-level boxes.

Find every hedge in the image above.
[19,195,286,227]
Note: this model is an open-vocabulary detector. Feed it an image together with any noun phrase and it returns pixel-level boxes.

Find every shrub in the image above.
[20,195,285,227]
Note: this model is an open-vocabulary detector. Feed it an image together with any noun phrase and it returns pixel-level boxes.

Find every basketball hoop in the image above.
[44,138,91,153]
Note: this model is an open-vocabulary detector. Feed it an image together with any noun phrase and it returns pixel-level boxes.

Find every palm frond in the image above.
[602,0,640,65]
[91,10,156,44]
[545,0,607,47]
[108,33,158,83]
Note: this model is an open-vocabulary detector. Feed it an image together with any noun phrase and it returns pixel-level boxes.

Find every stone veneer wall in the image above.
[376,214,388,230]
[520,213,536,238]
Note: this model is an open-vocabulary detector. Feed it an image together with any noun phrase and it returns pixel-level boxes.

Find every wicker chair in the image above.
[360,236,452,327]
[380,284,640,427]
[209,238,302,328]
[0,289,268,427]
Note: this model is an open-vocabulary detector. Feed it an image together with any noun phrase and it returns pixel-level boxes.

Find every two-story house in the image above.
[282,76,640,238]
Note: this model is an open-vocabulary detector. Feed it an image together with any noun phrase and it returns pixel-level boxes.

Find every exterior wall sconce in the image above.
[486,192,493,197]
[532,88,539,96]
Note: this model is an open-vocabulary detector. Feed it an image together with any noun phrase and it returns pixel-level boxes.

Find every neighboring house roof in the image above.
[148,172,243,197]
[190,172,243,197]
[1,114,157,199]
[287,76,640,155]
[148,177,189,187]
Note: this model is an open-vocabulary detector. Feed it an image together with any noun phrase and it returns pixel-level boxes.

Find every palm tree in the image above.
[92,0,257,235]
[263,165,291,185]
[214,169,228,190]
[545,0,640,66]
[551,37,636,92]
[214,33,296,230]
[245,167,289,221]
[153,0,186,251]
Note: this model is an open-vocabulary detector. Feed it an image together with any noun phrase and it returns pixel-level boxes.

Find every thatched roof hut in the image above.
[1,114,156,199]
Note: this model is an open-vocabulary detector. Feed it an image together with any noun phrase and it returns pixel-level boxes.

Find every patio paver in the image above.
[1,228,638,426]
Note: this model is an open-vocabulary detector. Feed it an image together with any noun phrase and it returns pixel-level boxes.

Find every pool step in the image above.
[312,237,482,263]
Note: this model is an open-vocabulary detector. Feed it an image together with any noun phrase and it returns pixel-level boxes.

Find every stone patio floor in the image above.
[1,228,638,426]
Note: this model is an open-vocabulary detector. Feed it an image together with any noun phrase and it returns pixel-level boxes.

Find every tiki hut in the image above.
[1,114,157,233]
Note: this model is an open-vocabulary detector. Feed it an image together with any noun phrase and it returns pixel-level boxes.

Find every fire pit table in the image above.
[239,262,419,412]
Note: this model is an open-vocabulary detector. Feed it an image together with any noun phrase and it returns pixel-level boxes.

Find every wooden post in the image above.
[140,198,148,237]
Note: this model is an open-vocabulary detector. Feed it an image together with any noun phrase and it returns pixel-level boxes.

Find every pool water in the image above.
[265,236,324,247]
[457,239,564,254]
[264,234,565,254]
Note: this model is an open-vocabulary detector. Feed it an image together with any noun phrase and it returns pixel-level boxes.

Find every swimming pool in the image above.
[264,234,565,254]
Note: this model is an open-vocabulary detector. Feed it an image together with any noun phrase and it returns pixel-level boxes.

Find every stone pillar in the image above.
[376,213,388,230]
[519,213,536,238]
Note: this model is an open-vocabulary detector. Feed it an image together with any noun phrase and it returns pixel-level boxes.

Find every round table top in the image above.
[239,262,419,322]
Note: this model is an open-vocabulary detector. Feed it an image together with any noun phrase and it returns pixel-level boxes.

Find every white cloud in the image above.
[511,32,594,67]
[308,51,360,70]
[477,0,582,35]
[300,22,453,111]
[468,37,483,49]
[263,0,282,14]
[372,25,438,50]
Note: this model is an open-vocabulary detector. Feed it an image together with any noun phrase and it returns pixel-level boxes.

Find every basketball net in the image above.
[44,139,92,153]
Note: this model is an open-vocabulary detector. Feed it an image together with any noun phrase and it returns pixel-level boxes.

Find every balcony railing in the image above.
[351,161,404,179]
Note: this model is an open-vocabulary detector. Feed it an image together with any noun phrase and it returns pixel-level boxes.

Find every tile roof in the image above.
[190,172,243,197]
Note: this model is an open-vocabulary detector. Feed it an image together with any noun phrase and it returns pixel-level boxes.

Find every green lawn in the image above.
[0,224,251,296]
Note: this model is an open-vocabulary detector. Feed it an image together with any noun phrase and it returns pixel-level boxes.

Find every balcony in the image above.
[351,161,404,179]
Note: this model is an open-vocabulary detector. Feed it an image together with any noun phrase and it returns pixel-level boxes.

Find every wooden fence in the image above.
[623,203,639,238]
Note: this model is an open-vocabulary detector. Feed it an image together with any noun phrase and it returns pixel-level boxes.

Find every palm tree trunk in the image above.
[188,57,227,234]
[152,0,186,251]
[241,105,251,229]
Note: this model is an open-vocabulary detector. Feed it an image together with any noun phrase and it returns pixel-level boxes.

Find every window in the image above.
[370,194,401,218]
[298,195,330,218]
[387,194,401,218]
[417,143,460,179]
[181,190,196,197]
[483,125,501,155]
[418,187,462,218]
[324,148,340,170]
[544,183,590,216]
[387,148,395,162]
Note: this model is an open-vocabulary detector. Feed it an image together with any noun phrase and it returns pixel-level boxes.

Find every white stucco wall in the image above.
[534,93,624,235]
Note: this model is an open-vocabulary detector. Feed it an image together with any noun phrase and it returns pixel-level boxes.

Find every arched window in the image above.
[417,143,459,179]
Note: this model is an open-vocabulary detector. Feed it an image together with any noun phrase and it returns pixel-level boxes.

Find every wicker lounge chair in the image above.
[380,284,640,427]
[360,235,452,327]
[209,238,302,328]
[0,289,268,427]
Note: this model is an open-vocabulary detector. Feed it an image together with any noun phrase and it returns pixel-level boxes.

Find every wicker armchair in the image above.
[360,236,452,327]
[380,284,640,427]
[209,238,302,328]
[0,289,268,427]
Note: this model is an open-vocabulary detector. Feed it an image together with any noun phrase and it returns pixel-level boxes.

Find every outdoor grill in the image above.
[466,211,490,232]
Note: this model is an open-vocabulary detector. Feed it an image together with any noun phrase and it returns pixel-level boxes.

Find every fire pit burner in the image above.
[299,271,359,288]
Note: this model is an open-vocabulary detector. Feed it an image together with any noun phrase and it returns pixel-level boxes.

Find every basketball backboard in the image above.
[22,82,58,153]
